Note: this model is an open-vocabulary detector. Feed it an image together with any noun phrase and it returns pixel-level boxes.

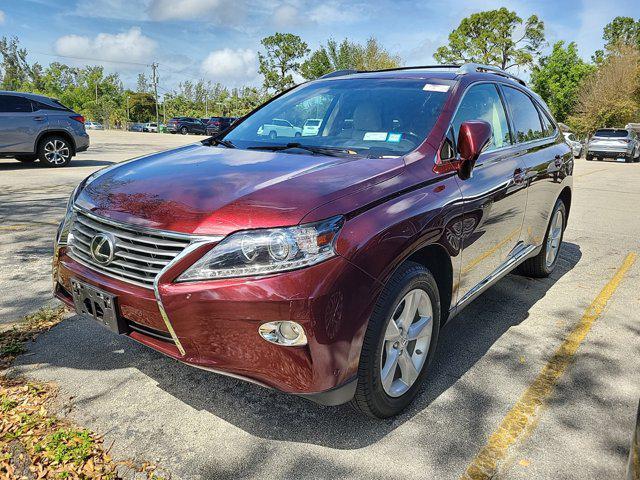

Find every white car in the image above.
[257,119,302,139]
[562,132,582,158]
[84,121,104,130]
[143,122,158,133]
[302,118,323,136]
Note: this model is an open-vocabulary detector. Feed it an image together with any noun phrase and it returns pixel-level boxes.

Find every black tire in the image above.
[350,261,441,418]
[586,154,593,161]
[15,155,37,163]
[180,126,188,135]
[517,198,566,278]
[269,130,277,140]
[38,135,72,168]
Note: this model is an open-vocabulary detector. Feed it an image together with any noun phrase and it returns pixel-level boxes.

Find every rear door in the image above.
[451,82,528,302]
[0,94,48,153]
[500,85,571,248]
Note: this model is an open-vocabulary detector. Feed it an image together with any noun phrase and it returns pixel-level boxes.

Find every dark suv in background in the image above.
[166,117,207,135]
[205,117,236,136]
[0,91,89,167]
[53,64,572,417]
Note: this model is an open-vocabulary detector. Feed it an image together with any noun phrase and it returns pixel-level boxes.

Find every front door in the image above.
[450,83,528,302]
[0,94,48,153]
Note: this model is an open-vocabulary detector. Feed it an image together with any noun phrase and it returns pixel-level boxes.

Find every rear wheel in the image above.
[586,154,593,161]
[15,154,37,163]
[350,261,440,418]
[517,199,566,278]
[38,136,72,167]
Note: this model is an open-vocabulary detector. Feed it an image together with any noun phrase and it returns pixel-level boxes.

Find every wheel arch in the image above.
[36,130,76,156]
[558,186,572,223]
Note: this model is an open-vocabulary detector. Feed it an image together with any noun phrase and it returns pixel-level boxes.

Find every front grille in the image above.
[68,210,191,288]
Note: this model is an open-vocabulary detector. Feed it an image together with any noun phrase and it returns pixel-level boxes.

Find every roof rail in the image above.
[457,63,526,86]
[320,69,358,79]
[318,63,526,86]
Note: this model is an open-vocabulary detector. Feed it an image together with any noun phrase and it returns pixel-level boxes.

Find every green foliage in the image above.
[434,8,545,69]
[301,37,401,80]
[0,36,42,91]
[530,41,595,122]
[258,32,309,93]
[128,91,156,122]
[43,429,95,465]
[603,16,640,50]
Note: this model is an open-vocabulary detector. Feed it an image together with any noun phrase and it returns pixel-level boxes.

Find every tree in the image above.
[301,37,401,80]
[603,16,640,49]
[258,33,309,93]
[568,43,640,135]
[0,36,42,91]
[530,41,595,122]
[434,8,545,70]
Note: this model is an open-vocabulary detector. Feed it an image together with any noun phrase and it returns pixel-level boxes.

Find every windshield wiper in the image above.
[247,143,356,157]
[208,137,236,148]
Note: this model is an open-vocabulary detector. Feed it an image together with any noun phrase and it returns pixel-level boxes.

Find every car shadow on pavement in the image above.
[13,243,582,452]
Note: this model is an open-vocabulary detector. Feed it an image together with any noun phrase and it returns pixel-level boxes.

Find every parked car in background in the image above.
[205,117,236,136]
[0,91,89,167]
[257,118,302,139]
[53,64,572,417]
[167,117,207,135]
[562,132,582,158]
[302,118,323,136]
[586,128,640,162]
[128,123,144,132]
[143,122,158,133]
[84,121,104,130]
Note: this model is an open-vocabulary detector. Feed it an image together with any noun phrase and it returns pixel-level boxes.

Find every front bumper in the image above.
[53,244,377,401]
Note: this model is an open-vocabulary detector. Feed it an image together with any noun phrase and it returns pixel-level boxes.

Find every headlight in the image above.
[56,183,82,245]
[177,216,344,281]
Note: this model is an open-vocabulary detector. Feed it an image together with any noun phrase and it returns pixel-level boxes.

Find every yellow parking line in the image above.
[460,252,637,480]
[575,168,607,178]
[0,225,28,231]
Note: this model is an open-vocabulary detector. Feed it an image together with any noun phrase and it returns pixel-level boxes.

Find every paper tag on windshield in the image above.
[363,132,388,141]
[423,83,450,92]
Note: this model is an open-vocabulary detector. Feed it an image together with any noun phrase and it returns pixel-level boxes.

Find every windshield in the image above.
[594,129,628,138]
[223,78,450,157]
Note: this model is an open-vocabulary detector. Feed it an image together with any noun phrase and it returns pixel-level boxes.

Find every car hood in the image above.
[75,143,404,235]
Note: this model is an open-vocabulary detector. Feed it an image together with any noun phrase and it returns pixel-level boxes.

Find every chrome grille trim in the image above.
[67,207,222,289]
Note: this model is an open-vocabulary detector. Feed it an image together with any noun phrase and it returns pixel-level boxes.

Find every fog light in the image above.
[258,321,307,346]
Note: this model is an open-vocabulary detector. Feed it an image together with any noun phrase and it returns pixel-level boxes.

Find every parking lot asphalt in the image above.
[2,132,639,479]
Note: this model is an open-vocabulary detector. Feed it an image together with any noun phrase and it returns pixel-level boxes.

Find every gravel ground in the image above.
[1,132,638,479]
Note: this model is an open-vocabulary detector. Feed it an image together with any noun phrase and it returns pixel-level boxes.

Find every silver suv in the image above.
[0,91,90,167]
[586,128,640,163]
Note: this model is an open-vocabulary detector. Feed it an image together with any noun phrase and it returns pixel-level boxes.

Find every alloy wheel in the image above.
[545,209,563,267]
[380,288,433,398]
[43,139,70,165]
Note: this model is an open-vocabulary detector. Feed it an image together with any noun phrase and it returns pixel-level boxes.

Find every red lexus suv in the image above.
[53,64,573,418]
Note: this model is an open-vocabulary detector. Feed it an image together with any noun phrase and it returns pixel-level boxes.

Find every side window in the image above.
[537,106,556,137]
[0,95,33,113]
[502,87,544,142]
[452,83,511,152]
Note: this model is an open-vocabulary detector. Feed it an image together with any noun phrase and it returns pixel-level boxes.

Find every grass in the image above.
[0,306,169,479]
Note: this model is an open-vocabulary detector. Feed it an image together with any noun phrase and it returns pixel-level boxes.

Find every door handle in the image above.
[513,168,526,184]
[33,116,45,121]
[554,155,563,168]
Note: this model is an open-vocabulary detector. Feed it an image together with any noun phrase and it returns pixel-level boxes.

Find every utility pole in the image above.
[151,62,160,132]
[205,93,208,117]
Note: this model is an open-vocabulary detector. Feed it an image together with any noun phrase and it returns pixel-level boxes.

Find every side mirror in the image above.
[457,120,492,180]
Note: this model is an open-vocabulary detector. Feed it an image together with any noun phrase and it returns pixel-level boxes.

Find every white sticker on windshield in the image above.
[423,83,450,92]
[363,132,389,141]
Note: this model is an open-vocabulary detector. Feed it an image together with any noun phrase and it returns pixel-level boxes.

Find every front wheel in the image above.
[351,261,440,418]
[517,198,566,278]
[180,127,188,135]
[38,136,72,167]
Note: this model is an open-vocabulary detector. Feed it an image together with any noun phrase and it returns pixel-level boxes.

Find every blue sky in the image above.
[0,0,637,94]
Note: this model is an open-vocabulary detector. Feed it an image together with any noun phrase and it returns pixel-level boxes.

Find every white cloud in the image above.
[201,48,258,85]
[54,27,156,67]
[273,4,298,28]
[147,0,244,23]
[309,1,361,24]
[0,10,5,24]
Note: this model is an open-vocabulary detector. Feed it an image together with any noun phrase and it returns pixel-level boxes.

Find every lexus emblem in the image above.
[90,232,115,265]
